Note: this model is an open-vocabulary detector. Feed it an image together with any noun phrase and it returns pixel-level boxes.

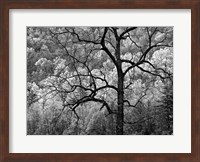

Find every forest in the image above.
[27,27,173,135]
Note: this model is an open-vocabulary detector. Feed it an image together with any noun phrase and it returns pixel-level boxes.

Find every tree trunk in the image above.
[116,71,124,135]
[116,39,124,135]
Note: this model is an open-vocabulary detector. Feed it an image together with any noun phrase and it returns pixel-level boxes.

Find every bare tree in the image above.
[29,27,173,135]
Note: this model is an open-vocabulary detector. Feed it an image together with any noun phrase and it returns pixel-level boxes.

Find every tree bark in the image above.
[116,70,124,135]
[115,40,124,135]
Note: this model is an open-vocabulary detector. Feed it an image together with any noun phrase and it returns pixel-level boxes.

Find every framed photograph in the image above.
[0,0,199,161]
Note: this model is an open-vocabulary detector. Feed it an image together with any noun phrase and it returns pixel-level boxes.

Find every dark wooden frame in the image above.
[0,0,199,161]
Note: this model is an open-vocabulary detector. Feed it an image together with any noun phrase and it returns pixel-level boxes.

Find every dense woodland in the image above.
[27,27,173,135]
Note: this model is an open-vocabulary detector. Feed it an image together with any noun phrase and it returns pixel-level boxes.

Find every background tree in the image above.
[27,27,173,135]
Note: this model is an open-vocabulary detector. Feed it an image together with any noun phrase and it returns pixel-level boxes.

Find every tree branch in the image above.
[120,27,137,39]
[101,27,118,67]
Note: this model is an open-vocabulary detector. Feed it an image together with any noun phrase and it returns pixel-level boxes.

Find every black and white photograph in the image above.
[27,27,173,135]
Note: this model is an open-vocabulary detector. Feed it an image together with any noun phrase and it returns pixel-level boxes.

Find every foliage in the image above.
[27,27,173,135]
